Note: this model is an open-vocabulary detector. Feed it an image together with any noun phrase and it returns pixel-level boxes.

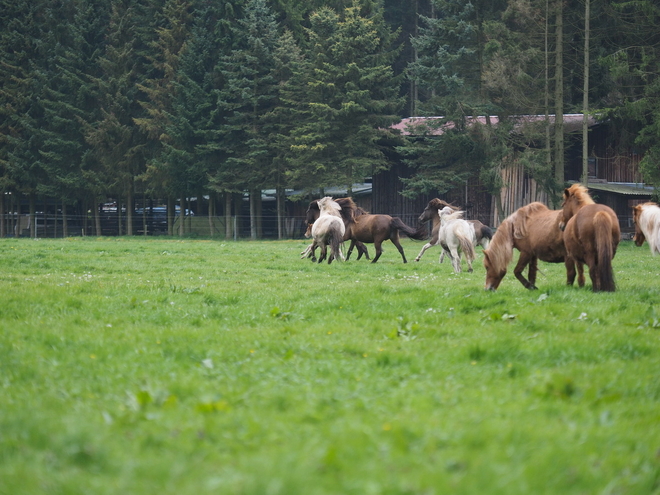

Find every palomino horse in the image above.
[560,184,620,292]
[483,202,573,290]
[415,198,493,262]
[437,207,476,273]
[311,197,345,264]
[341,197,426,263]
[302,198,370,262]
[632,202,660,255]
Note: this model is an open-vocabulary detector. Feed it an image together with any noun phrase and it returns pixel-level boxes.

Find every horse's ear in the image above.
[563,188,570,198]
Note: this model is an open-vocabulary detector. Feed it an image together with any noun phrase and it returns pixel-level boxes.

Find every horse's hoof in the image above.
[468,268,473,273]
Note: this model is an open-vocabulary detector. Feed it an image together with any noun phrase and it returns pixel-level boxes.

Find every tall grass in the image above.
[1,237,659,494]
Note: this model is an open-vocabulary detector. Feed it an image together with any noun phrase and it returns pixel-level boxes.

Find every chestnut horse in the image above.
[632,202,660,255]
[483,202,574,290]
[302,198,370,262]
[341,198,426,263]
[415,198,493,262]
[560,184,620,292]
[310,197,345,264]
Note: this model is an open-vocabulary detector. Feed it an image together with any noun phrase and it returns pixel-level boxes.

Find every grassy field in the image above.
[1,236,659,495]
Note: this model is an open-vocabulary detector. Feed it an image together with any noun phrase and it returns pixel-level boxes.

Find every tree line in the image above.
[1,0,658,237]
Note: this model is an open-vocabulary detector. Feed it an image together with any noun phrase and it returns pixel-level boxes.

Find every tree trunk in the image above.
[553,0,564,197]
[179,195,185,236]
[29,192,36,238]
[276,186,284,240]
[62,202,68,238]
[225,193,232,240]
[167,196,174,236]
[117,196,123,236]
[581,0,590,186]
[0,189,4,238]
[126,182,134,236]
[250,190,257,240]
[95,199,102,236]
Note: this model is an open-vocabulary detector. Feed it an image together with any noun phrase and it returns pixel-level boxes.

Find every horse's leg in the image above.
[371,240,384,263]
[513,253,536,289]
[414,242,433,262]
[439,249,446,263]
[584,254,599,291]
[577,261,585,287]
[356,241,370,260]
[465,249,474,273]
[390,234,407,263]
[318,243,327,264]
[345,240,356,260]
[449,246,461,273]
[565,257,577,286]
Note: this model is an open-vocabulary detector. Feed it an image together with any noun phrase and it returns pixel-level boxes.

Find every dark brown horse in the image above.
[415,198,493,262]
[303,198,370,262]
[560,184,620,292]
[341,198,426,263]
[483,202,575,290]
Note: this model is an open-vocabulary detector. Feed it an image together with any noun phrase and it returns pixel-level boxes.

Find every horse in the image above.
[340,198,427,263]
[560,184,620,292]
[415,198,493,262]
[302,198,370,262]
[436,207,476,273]
[310,197,345,264]
[483,202,574,290]
[632,202,660,255]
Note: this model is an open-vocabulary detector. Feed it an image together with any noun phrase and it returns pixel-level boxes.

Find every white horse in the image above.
[415,215,486,267]
[633,202,660,255]
[310,197,345,264]
[436,207,476,273]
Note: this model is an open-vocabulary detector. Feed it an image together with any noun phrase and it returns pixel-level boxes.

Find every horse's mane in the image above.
[484,215,515,273]
[565,184,595,206]
[439,208,464,223]
[514,202,550,239]
[317,196,342,215]
[338,197,369,221]
[428,198,457,211]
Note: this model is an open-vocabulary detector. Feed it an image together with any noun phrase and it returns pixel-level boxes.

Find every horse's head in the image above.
[632,204,646,247]
[304,223,313,239]
[305,200,320,225]
[561,184,594,229]
[419,198,455,223]
[483,250,506,290]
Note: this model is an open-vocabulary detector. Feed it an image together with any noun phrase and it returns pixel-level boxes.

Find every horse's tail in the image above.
[480,225,493,241]
[392,217,427,240]
[456,227,476,262]
[329,225,344,263]
[594,211,616,292]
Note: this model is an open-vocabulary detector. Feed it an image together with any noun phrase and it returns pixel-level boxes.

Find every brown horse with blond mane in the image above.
[560,184,620,292]
[483,202,576,290]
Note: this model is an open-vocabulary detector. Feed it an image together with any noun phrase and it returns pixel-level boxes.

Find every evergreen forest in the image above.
[1,0,659,238]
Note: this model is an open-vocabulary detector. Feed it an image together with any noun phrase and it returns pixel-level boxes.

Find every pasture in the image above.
[1,236,659,495]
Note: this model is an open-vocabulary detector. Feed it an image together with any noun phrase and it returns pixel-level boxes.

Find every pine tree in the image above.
[0,0,50,237]
[214,0,281,239]
[35,0,110,236]
[287,1,404,192]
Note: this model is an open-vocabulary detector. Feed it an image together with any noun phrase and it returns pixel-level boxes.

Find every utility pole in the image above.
[581,0,590,185]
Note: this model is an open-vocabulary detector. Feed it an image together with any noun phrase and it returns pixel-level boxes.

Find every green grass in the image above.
[1,237,659,494]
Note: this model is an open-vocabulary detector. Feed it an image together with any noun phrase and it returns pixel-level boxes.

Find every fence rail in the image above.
[0,212,427,239]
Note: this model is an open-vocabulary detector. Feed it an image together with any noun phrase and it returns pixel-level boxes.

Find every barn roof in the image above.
[391,114,599,136]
